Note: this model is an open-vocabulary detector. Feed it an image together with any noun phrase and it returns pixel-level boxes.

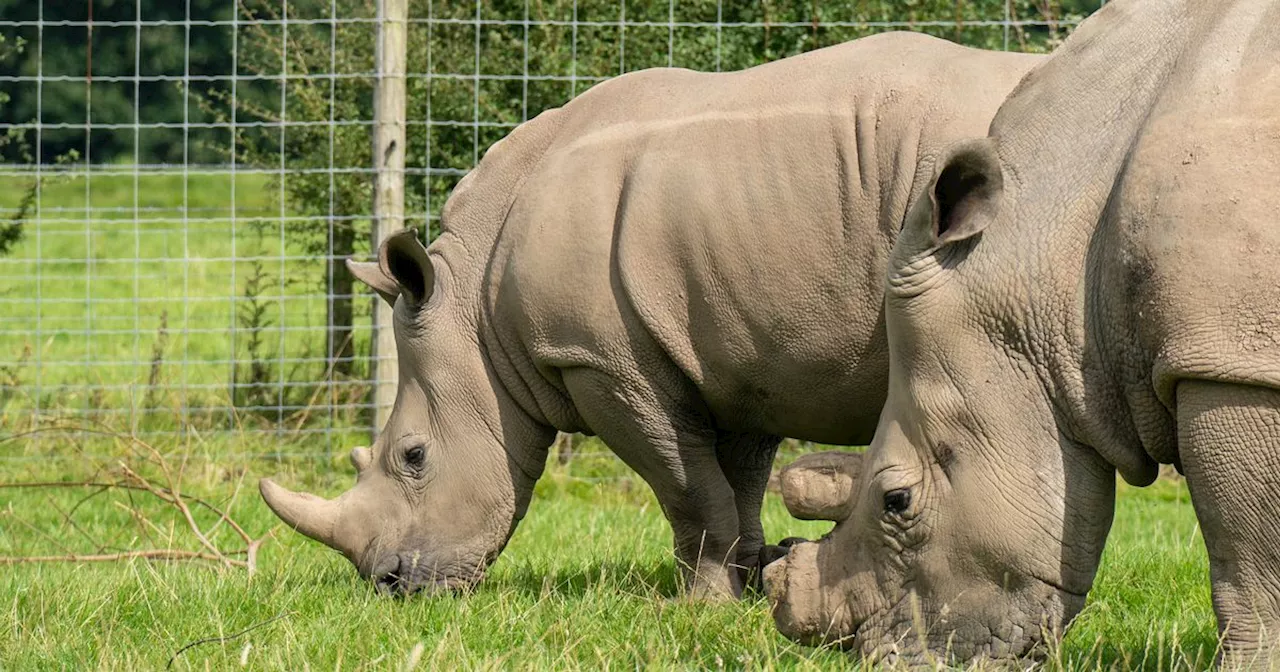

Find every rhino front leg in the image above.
[663,464,751,601]
[562,367,745,600]
[1178,380,1280,669]
[715,432,781,592]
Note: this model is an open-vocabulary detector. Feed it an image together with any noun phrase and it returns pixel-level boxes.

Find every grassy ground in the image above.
[0,434,1218,671]
[0,170,373,434]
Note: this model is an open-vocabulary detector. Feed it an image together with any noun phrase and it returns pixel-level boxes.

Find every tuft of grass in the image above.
[0,432,1217,670]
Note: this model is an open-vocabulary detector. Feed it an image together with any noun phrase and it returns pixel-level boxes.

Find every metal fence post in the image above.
[372,0,408,435]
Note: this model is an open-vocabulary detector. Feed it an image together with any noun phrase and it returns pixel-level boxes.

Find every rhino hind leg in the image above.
[1177,379,1280,668]
[561,367,746,600]
[714,432,781,592]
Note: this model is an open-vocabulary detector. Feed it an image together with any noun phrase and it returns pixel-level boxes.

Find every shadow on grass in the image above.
[490,556,792,605]
[492,558,683,599]
[1057,632,1219,671]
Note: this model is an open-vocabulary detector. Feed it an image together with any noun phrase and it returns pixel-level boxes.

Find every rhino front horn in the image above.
[259,478,343,549]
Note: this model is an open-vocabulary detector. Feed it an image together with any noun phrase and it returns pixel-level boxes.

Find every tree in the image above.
[200,0,378,379]
[0,33,78,257]
[0,0,237,164]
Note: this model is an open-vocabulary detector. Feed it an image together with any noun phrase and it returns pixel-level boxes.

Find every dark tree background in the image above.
[0,0,1100,165]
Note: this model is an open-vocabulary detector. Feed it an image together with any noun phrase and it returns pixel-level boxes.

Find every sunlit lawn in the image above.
[0,433,1217,670]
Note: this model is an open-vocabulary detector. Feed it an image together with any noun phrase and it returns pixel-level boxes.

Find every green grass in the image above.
[0,170,374,432]
[0,434,1218,670]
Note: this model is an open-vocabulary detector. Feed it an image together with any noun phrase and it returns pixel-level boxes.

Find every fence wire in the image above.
[0,0,1099,462]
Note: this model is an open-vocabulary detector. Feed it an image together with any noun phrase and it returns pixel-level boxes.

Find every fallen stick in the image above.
[165,610,292,670]
[0,549,245,566]
[0,462,271,574]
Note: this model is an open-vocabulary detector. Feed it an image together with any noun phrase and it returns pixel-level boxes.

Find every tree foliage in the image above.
[1,0,1099,169]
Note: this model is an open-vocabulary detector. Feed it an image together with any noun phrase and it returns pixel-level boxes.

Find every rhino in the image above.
[766,0,1280,666]
[258,32,1043,599]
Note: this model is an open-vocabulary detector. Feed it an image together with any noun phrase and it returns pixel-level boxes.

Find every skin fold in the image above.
[259,32,1044,600]
[766,0,1280,667]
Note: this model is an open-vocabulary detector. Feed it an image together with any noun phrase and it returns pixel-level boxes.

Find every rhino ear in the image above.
[928,137,1003,247]
[377,228,435,307]
[346,260,399,307]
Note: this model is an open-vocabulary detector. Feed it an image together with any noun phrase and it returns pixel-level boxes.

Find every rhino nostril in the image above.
[777,536,808,548]
[375,572,402,595]
[759,544,791,568]
[373,557,405,596]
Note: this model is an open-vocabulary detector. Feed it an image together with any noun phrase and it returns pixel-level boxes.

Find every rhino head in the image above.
[260,228,552,595]
[766,139,1122,665]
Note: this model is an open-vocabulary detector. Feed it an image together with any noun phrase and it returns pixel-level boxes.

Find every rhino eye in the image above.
[404,445,426,469]
[884,488,911,514]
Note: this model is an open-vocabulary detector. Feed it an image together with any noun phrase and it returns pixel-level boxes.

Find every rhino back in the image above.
[615,37,1038,443]
[1089,24,1280,465]
[497,33,1040,444]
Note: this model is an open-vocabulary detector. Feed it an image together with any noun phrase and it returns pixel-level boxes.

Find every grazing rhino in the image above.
[258,32,1043,599]
[766,0,1280,666]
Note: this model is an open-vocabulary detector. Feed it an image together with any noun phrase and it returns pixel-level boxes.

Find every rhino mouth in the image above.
[371,554,487,597]
[847,583,1076,666]
[374,572,474,597]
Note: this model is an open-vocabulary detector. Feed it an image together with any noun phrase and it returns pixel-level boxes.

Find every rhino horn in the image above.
[779,451,864,522]
[349,445,373,474]
[259,478,345,550]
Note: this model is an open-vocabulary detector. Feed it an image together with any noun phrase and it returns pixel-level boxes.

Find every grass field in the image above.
[0,169,376,435]
[0,433,1219,671]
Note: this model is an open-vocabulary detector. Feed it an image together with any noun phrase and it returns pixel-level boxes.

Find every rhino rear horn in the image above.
[779,451,864,522]
[349,445,373,474]
[378,228,435,307]
[346,260,400,307]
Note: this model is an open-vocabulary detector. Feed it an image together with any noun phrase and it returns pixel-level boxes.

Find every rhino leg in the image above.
[562,367,744,600]
[715,432,781,592]
[1178,380,1280,669]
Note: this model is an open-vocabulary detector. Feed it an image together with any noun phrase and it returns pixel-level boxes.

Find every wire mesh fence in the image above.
[0,0,1101,462]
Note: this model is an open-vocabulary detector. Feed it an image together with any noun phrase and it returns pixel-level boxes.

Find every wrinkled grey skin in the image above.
[767,0,1280,666]
[259,32,1043,599]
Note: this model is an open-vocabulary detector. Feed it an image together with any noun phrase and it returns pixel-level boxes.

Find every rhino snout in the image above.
[367,546,491,597]
[765,541,855,647]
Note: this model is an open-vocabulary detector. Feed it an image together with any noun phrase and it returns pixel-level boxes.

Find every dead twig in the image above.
[0,480,256,547]
[46,494,116,554]
[165,611,292,670]
[0,549,245,566]
[123,486,160,548]
[111,499,172,545]
[117,462,231,568]
[0,447,270,575]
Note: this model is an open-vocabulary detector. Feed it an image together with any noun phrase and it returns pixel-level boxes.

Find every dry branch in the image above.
[0,429,272,574]
[0,549,243,566]
[165,611,292,670]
